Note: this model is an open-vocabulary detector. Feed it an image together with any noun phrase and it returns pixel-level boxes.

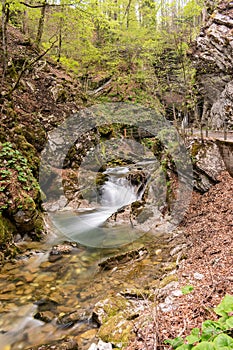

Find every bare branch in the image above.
[6,39,57,97]
[20,1,75,8]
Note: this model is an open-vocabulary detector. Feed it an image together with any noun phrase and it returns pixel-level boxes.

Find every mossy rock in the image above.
[0,213,19,263]
[92,295,131,325]
[152,138,164,160]
[93,294,141,347]
[98,125,114,138]
[0,213,16,243]
[0,142,43,236]
[12,130,40,175]
[20,121,47,152]
[98,312,134,348]
[159,274,178,288]
[191,140,203,158]
[95,172,108,187]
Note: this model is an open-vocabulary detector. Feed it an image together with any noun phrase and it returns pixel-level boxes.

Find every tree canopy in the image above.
[1,0,205,114]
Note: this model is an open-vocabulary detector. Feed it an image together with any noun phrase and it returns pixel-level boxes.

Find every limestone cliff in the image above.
[192,0,233,130]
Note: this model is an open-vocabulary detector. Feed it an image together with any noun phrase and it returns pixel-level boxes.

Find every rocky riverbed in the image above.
[0,221,188,350]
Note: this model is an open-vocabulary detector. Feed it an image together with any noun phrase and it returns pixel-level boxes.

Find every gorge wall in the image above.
[216,139,233,176]
[192,0,233,130]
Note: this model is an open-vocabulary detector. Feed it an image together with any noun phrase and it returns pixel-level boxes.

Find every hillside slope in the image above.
[0,25,85,260]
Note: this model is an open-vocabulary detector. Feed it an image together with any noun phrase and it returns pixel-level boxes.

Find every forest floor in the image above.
[127,171,233,349]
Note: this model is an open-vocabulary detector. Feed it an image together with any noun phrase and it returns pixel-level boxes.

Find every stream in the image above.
[0,166,180,350]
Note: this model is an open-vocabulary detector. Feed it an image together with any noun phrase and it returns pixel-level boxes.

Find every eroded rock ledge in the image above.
[192,0,233,129]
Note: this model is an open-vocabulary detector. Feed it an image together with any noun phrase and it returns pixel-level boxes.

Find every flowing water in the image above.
[51,166,146,248]
[0,166,177,350]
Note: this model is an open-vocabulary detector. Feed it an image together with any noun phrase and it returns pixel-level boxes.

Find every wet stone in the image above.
[49,242,81,256]
[48,254,63,263]
[57,309,87,328]
[98,246,148,271]
[34,311,55,323]
[1,283,16,293]
[27,336,78,350]
[36,298,59,313]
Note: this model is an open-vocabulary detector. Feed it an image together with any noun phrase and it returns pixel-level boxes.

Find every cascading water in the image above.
[101,167,140,208]
[51,166,145,248]
[0,164,174,350]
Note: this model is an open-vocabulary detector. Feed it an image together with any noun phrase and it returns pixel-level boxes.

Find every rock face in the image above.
[216,139,233,176]
[192,0,233,129]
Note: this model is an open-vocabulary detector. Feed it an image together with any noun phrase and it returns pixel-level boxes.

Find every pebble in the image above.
[1,284,16,293]
[193,272,204,280]
[171,289,183,297]
[79,328,97,340]
[97,340,112,350]
[24,272,35,282]
[88,344,97,350]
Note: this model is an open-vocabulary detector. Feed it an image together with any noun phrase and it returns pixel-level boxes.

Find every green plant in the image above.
[0,142,40,212]
[165,295,233,349]
[181,285,194,295]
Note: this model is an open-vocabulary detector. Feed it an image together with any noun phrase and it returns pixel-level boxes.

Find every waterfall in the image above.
[51,166,144,247]
[101,167,139,208]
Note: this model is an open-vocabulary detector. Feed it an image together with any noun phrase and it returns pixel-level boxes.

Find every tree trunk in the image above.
[1,0,9,84]
[22,10,29,35]
[57,15,63,62]
[36,0,47,46]
[124,0,132,28]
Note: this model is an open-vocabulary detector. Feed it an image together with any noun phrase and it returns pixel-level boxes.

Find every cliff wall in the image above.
[192,0,233,130]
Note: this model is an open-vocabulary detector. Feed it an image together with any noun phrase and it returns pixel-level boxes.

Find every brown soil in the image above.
[0,25,85,141]
[127,171,233,349]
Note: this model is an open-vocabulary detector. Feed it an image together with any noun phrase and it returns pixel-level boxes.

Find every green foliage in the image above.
[181,285,194,295]
[0,142,39,212]
[2,0,204,110]
[165,295,233,349]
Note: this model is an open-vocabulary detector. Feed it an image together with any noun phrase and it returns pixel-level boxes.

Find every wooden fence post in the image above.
[200,124,204,142]
[224,120,227,140]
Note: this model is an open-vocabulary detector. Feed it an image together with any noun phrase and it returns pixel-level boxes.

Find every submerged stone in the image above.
[98,246,148,271]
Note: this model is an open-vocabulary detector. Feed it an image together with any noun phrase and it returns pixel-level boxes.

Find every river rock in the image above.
[92,295,132,325]
[97,313,134,347]
[98,247,148,271]
[27,336,78,350]
[34,311,54,323]
[57,309,87,328]
[92,294,144,347]
[88,341,112,350]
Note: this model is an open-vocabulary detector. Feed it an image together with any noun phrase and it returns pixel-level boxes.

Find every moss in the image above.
[0,213,16,242]
[95,172,108,187]
[14,121,47,153]
[0,142,43,237]
[98,313,134,348]
[152,138,164,160]
[191,140,202,158]
[160,274,178,288]
[12,130,40,176]
[98,125,114,139]
[57,89,67,103]
[93,296,130,324]
[0,213,19,263]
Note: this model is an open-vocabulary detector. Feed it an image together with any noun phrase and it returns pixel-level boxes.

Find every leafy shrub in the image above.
[0,142,40,212]
[165,294,233,349]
